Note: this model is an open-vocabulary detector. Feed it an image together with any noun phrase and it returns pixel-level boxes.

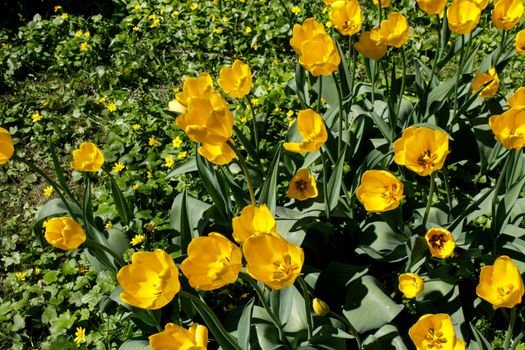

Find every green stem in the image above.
[84,238,125,267]
[328,311,362,349]
[427,15,443,90]
[441,168,453,222]
[493,29,508,67]
[503,308,516,350]
[452,35,465,121]
[227,140,256,205]
[147,310,163,332]
[371,60,376,104]
[348,36,357,129]
[491,151,512,219]
[422,173,436,227]
[395,46,407,118]
[320,149,331,219]
[317,77,323,113]
[246,96,259,151]
[332,73,345,155]
[276,0,294,31]
[297,276,314,339]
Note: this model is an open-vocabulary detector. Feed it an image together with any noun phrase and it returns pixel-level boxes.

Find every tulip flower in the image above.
[476,256,524,309]
[243,233,304,290]
[398,273,425,299]
[172,72,214,113]
[379,13,410,48]
[117,249,181,309]
[417,0,447,15]
[149,323,208,350]
[489,108,525,150]
[425,228,455,259]
[218,59,252,98]
[356,170,404,212]
[508,87,525,111]
[232,204,278,244]
[43,217,86,250]
[492,0,524,30]
[354,29,387,60]
[288,168,318,201]
[284,109,328,153]
[393,127,449,176]
[71,142,105,172]
[180,233,242,291]
[472,0,488,9]
[0,127,14,165]
[447,0,481,34]
[517,29,525,56]
[290,18,328,56]
[409,314,459,350]
[323,0,338,5]
[471,68,500,98]
[313,298,330,316]
[330,0,363,36]
[198,142,236,166]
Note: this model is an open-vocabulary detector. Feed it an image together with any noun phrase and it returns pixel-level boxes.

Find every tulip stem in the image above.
[227,140,256,206]
[147,310,163,332]
[491,150,512,226]
[317,77,323,113]
[297,276,314,339]
[452,35,465,122]
[84,238,124,267]
[320,149,330,218]
[328,311,362,349]
[441,168,453,222]
[395,47,407,118]
[427,14,443,92]
[422,172,436,227]
[494,29,508,67]
[332,73,345,155]
[246,96,259,151]
[503,308,516,350]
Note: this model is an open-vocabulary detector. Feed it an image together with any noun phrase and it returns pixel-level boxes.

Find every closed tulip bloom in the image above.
[181,233,242,291]
[290,18,327,56]
[417,0,447,15]
[243,233,304,290]
[175,72,215,112]
[0,127,14,165]
[492,0,524,30]
[198,142,236,165]
[288,168,318,201]
[117,249,181,310]
[330,0,363,36]
[218,60,252,98]
[393,127,449,176]
[409,314,458,350]
[476,256,524,309]
[356,170,404,212]
[354,29,387,60]
[299,33,341,76]
[313,298,330,316]
[471,0,489,9]
[379,13,410,48]
[284,109,328,153]
[373,0,391,8]
[232,204,278,244]
[398,273,424,299]
[425,228,455,259]
[44,217,86,250]
[71,142,105,172]
[447,0,481,34]
[471,68,499,98]
[517,29,525,55]
[489,108,525,150]
[508,87,525,111]
[150,323,208,350]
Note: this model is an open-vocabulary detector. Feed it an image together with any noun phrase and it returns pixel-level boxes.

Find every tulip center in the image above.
[273,255,298,282]
[424,328,448,348]
[497,284,514,297]
[382,183,400,203]
[295,179,308,193]
[428,233,447,250]
[417,149,437,169]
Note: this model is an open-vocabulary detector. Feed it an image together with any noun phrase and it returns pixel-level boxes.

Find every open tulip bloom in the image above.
[284,109,328,153]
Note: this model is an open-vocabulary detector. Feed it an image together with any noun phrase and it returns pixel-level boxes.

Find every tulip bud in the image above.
[313,298,330,316]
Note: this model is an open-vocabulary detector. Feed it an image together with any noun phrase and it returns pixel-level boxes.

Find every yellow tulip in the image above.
[284,109,328,153]
[517,29,525,56]
[393,127,449,176]
[489,108,525,150]
[290,18,327,56]
[117,249,181,310]
[508,87,525,111]
[354,29,387,60]
[218,60,252,98]
[71,142,105,172]
[398,273,424,299]
[409,314,458,350]
[149,323,208,350]
[373,0,391,7]
[356,170,404,212]
[0,127,14,165]
[454,339,466,350]
[492,0,524,30]
[175,72,214,111]
[417,0,447,15]
[379,13,410,48]
[313,298,330,316]
[232,204,278,244]
[471,0,489,9]
[471,67,499,98]
[447,0,481,35]
[323,0,338,5]
[476,256,524,309]
[330,0,363,36]
[180,233,242,291]
[425,228,455,259]
[243,233,304,290]
[198,142,236,165]
[43,217,86,250]
[288,168,318,201]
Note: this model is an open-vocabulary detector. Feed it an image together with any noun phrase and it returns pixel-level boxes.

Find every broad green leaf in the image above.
[326,146,346,212]
[196,152,231,220]
[109,175,131,225]
[118,340,150,350]
[238,298,255,350]
[362,324,409,350]
[166,158,197,178]
[169,191,211,240]
[259,146,281,214]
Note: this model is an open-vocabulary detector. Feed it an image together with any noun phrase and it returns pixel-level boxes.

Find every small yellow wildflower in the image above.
[222,16,229,23]
[178,151,188,159]
[112,162,125,173]
[54,5,62,12]
[253,43,259,50]
[42,98,50,107]
[134,4,141,10]
[273,106,281,113]
[211,14,216,22]
[78,265,88,273]
[251,98,259,105]
[326,21,333,28]
[130,234,146,246]
[15,272,26,281]
[268,85,273,91]
[84,31,90,38]
[104,221,113,231]
[240,115,248,124]
[172,136,182,148]
[287,110,294,118]
[43,186,53,197]
[132,183,140,190]
[291,6,300,14]
[321,98,327,104]
[131,124,142,130]
[96,96,106,104]
[190,2,198,10]
[145,222,156,232]
[80,42,89,52]
[245,26,252,33]
[288,118,295,127]
[164,155,174,168]
[147,170,153,178]
[150,19,160,28]
[148,14,156,20]
[172,87,180,93]
[74,327,86,344]
[61,13,68,20]
[2,43,8,49]
[323,7,328,13]
[33,267,41,275]
[214,28,223,34]
[133,26,140,31]
[173,10,180,16]
[106,102,117,112]
[148,136,160,147]
[75,30,83,37]
[32,112,43,123]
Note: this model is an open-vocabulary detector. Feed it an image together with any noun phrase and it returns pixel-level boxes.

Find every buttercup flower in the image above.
[329,0,363,36]
[150,323,208,350]
[425,228,455,259]
[417,0,447,15]
[476,255,524,309]
[354,29,387,60]
[284,109,328,153]
[409,314,459,350]
[198,142,236,165]
[447,0,481,34]
[379,13,410,48]
[489,108,525,150]
[517,29,525,56]
[288,168,318,201]
[74,327,87,344]
[356,170,404,212]
[130,234,146,246]
[43,185,53,197]
[232,204,278,244]
[0,127,14,165]
[181,233,242,290]
[393,127,449,176]
[218,60,252,98]
[71,142,105,172]
[398,273,425,299]
[508,87,525,110]
[471,68,499,98]
[44,217,86,250]
[492,0,524,30]
[243,233,304,290]
[117,249,181,309]
[313,298,330,316]
[372,0,391,7]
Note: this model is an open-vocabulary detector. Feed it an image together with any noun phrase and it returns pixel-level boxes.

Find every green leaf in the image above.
[362,324,409,350]
[118,341,150,350]
[110,175,131,225]
[237,298,255,349]
[196,152,231,220]
[293,63,310,109]
[166,158,197,178]
[83,177,95,239]
[259,146,281,214]
[169,192,211,243]
[469,322,494,350]
[326,146,346,212]
[494,174,525,233]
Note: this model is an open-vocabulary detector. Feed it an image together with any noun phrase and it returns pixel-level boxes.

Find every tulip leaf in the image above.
[362,324,409,350]
[469,322,494,350]
[326,146,346,212]
[494,174,525,233]
[118,340,149,350]
[293,63,310,109]
[165,158,197,179]
[233,125,258,161]
[82,177,95,239]
[48,139,78,204]
[169,191,211,246]
[259,146,281,215]
[237,298,255,349]
[109,175,131,225]
[221,168,251,209]
[179,190,192,254]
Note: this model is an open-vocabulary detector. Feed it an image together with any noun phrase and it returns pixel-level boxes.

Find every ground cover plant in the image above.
[1,0,525,349]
